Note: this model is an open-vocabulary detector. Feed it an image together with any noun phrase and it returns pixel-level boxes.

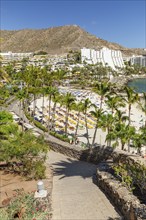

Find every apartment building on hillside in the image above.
[81,47,125,70]
[0,51,33,62]
[130,55,146,67]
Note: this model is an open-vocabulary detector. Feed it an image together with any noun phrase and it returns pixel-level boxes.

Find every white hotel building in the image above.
[81,47,125,70]
[130,55,146,67]
[0,51,33,61]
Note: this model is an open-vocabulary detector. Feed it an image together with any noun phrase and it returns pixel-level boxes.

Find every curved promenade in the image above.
[47,151,121,220]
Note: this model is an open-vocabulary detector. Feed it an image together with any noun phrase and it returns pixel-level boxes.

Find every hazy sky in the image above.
[1,0,146,48]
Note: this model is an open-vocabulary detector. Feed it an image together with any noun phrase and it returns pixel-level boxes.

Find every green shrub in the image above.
[34,51,48,55]
[24,111,33,122]
[0,189,51,220]
[50,131,70,143]
[0,113,49,180]
[33,120,48,132]
[33,160,46,179]
[0,208,9,220]
[113,163,146,194]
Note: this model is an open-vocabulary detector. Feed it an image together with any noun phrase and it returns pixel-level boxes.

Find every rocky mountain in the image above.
[0,25,145,56]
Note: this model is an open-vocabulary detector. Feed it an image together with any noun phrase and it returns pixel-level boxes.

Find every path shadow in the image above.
[52,157,97,180]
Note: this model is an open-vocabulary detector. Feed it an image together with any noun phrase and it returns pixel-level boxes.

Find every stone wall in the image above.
[112,149,146,167]
[45,136,114,164]
[45,135,145,167]
[96,166,146,220]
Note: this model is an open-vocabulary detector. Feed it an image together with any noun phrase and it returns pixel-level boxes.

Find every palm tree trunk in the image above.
[107,127,111,147]
[33,94,36,116]
[22,100,24,132]
[26,85,29,105]
[100,96,103,109]
[92,124,98,147]
[48,95,51,131]
[19,101,21,123]
[51,102,57,131]
[42,93,45,123]
[128,104,131,125]
[121,142,125,150]
[65,108,69,134]
[128,104,131,152]
[144,95,146,127]
[85,113,90,147]
[75,111,80,139]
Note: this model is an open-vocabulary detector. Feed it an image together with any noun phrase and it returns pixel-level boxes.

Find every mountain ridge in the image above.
[0,25,145,56]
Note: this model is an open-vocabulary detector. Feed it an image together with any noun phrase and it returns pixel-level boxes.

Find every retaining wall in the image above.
[96,167,146,220]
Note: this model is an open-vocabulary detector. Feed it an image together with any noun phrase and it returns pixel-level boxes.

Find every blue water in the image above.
[128,78,146,93]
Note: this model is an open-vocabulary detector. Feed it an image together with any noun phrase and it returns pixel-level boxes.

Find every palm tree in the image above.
[22,65,38,95]
[62,92,75,135]
[16,89,27,131]
[124,86,139,151]
[93,81,111,109]
[78,68,88,89]
[124,86,139,125]
[28,87,39,116]
[0,86,10,109]
[3,63,16,80]
[116,123,135,151]
[53,69,67,86]
[105,94,125,115]
[50,90,61,131]
[115,109,129,124]
[45,86,58,131]
[139,92,146,127]
[92,62,110,81]
[41,66,53,87]
[40,87,46,123]
[0,111,19,162]
[103,113,115,146]
[106,110,129,149]
[37,67,53,123]
[0,63,10,87]
[139,126,146,152]
[132,132,145,155]
[72,101,84,141]
[90,106,105,147]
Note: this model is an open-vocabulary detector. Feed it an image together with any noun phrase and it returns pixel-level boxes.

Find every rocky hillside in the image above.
[0,25,145,56]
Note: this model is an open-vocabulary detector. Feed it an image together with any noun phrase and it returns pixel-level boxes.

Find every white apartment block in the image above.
[130,55,146,67]
[0,51,33,61]
[81,47,125,70]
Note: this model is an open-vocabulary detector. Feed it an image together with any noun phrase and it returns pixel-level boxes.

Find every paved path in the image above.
[47,151,121,220]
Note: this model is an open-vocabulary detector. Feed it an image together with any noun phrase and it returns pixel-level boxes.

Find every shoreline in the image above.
[110,74,146,93]
[111,74,146,83]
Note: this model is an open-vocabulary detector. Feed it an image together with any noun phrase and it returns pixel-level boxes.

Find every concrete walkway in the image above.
[47,151,121,220]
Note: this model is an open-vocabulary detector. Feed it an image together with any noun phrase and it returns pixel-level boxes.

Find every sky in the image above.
[1,0,146,48]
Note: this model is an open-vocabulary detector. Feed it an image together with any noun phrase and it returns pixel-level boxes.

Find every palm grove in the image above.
[0,58,146,177]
